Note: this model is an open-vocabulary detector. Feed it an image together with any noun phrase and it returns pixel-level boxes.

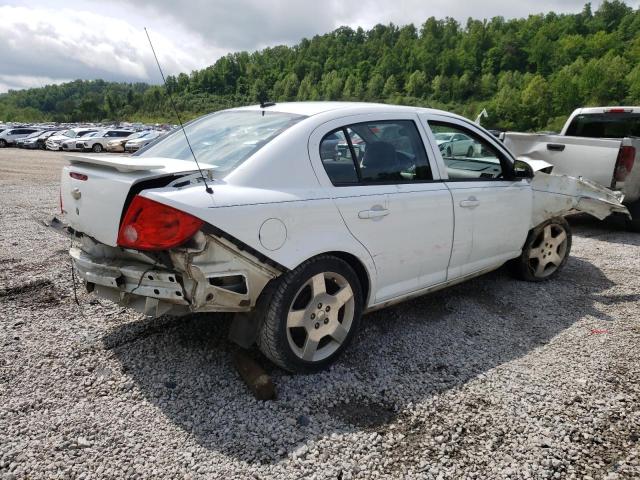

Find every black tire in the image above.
[467,146,474,157]
[0,139,6,148]
[256,255,363,373]
[511,217,572,282]
[446,147,452,157]
[625,201,640,233]
[92,143,103,153]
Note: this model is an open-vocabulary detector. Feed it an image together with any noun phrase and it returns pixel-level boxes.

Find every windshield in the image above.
[138,110,306,173]
[26,131,43,139]
[565,113,640,139]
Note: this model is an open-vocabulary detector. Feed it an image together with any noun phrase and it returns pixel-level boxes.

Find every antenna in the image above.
[144,27,213,194]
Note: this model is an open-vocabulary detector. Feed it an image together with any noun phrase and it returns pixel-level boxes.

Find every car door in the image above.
[309,113,454,303]
[421,114,532,279]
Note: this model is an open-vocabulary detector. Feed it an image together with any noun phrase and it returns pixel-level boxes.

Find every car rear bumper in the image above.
[63,228,282,318]
[70,246,190,317]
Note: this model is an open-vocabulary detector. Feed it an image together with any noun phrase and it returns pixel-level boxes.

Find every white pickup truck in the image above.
[502,107,640,231]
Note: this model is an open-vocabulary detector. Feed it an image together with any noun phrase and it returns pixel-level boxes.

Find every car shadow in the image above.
[103,256,622,464]
[567,213,640,246]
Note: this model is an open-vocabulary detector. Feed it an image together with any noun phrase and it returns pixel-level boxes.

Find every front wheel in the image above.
[92,143,103,153]
[0,139,6,148]
[511,217,572,282]
[257,255,363,373]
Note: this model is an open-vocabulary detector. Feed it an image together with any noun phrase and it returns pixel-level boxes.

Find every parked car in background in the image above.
[16,130,44,148]
[435,131,476,157]
[0,127,40,147]
[62,131,102,152]
[106,131,146,153]
[502,106,640,231]
[124,131,161,152]
[46,128,99,151]
[58,102,628,373]
[80,130,134,153]
[26,130,61,150]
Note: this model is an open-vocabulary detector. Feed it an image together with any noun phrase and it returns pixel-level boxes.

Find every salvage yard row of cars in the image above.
[0,123,168,153]
[53,101,640,373]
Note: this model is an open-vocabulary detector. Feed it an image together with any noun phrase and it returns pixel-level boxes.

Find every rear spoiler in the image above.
[65,154,165,173]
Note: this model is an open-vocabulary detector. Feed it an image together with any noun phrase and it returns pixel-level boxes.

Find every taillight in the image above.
[117,196,203,251]
[614,146,635,182]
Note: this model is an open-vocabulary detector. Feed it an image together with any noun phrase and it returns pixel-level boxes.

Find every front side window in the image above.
[320,120,432,185]
[429,122,509,180]
[139,110,306,176]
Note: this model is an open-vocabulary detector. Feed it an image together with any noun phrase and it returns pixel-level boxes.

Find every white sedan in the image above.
[59,102,628,372]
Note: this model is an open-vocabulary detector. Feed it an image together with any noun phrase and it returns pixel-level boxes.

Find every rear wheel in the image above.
[0,139,6,148]
[257,255,363,373]
[512,217,572,282]
[92,143,103,153]
[466,146,474,157]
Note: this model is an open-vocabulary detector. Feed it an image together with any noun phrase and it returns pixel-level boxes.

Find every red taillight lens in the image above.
[117,196,204,251]
[614,146,635,182]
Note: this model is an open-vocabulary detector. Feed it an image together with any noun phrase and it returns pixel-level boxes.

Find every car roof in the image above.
[230,101,462,119]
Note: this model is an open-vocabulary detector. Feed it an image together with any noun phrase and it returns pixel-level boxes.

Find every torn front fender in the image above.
[531,172,630,227]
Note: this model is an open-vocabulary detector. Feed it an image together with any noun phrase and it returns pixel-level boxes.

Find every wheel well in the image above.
[324,251,371,305]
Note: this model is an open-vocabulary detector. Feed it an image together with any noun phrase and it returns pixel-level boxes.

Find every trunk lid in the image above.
[61,154,211,246]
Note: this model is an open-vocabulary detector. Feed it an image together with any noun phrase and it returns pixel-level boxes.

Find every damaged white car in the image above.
[58,103,628,372]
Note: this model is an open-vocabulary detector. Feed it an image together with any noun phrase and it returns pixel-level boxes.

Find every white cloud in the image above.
[1,0,639,93]
[0,4,217,92]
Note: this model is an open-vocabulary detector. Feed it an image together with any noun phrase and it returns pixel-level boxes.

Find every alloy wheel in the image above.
[528,223,568,278]
[286,271,355,362]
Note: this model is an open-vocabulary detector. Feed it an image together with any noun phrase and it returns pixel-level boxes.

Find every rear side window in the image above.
[320,120,432,185]
[565,113,640,138]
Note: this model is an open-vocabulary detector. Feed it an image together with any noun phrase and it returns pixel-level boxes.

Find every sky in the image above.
[1,0,638,93]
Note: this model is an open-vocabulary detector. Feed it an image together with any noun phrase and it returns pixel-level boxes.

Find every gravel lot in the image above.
[1,148,639,480]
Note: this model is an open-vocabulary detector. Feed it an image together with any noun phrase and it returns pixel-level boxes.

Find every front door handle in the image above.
[547,143,566,152]
[358,208,390,219]
[459,197,480,208]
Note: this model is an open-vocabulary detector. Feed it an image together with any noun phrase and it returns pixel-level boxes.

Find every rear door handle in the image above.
[547,143,565,151]
[459,197,480,208]
[358,208,389,219]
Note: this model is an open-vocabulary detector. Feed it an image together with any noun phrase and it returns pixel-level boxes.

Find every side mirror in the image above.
[513,159,534,179]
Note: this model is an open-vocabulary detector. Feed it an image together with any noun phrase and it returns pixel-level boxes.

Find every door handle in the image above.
[547,143,565,151]
[459,197,480,208]
[358,208,390,219]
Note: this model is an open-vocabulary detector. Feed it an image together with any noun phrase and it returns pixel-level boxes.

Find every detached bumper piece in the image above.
[70,247,189,317]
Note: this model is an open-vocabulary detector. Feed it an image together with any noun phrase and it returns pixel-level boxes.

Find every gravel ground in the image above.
[1,148,639,479]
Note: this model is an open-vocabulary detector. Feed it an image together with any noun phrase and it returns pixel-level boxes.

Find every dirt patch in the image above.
[332,399,397,428]
[0,279,63,308]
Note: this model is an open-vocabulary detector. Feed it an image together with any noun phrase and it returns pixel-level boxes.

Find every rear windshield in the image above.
[137,110,306,174]
[565,113,640,138]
